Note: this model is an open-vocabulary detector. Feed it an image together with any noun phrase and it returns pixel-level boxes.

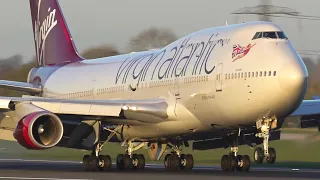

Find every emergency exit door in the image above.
[216,63,223,92]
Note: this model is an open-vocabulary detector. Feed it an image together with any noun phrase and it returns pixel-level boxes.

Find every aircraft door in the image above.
[216,63,223,92]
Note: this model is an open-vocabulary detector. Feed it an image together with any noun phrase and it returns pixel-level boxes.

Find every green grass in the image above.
[281,128,319,134]
[0,139,320,168]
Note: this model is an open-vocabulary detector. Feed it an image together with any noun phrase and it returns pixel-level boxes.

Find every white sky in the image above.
[0,0,319,61]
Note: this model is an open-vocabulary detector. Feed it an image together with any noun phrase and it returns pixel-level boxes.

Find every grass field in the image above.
[0,137,319,169]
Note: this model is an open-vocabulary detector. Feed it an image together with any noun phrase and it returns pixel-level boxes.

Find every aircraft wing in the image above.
[0,96,171,127]
[0,80,41,94]
[290,100,320,130]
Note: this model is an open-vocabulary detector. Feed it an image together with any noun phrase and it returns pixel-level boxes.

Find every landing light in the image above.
[122,106,129,111]
[131,106,138,111]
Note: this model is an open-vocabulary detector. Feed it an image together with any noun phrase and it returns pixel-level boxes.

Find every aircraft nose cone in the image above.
[278,62,307,91]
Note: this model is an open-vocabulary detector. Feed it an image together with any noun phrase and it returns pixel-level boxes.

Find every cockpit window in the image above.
[252,31,288,40]
[277,31,288,39]
[262,32,277,39]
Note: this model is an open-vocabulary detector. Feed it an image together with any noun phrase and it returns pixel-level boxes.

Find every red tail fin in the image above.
[29,0,83,66]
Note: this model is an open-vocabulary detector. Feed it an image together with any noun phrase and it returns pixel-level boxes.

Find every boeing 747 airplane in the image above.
[0,0,319,172]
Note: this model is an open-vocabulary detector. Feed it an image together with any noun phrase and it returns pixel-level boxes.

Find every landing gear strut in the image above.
[116,141,146,170]
[164,143,194,171]
[254,118,277,164]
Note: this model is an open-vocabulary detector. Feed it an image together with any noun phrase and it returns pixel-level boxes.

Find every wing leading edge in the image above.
[290,100,320,130]
[0,80,41,94]
[0,96,171,126]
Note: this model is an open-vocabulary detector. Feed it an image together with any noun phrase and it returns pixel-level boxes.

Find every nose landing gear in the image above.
[254,118,277,164]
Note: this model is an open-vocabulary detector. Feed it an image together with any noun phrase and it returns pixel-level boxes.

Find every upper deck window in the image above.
[252,31,288,40]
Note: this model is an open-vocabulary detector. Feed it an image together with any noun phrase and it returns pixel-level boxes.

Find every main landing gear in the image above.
[163,143,194,171]
[220,147,251,172]
[82,123,120,171]
[253,118,277,164]
[116,141,146,170]
[83,143,112,171]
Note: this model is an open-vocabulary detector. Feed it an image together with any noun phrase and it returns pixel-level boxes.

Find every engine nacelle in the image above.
[13,111,64,150]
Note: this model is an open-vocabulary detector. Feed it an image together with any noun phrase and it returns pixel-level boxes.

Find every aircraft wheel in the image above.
[266,147,276,164]
[98,155,112,171]
[180,154,194,171]
[132,154,145,170]
[236,155,243,171]
[227,155,237,171]
[83,155,98,171]
[164,154,180,171]
[254,147,264,164]
[242,155,251,172]
[221,155,229,171]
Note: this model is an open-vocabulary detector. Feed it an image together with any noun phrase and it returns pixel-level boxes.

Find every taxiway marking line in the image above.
[0,177,92,180]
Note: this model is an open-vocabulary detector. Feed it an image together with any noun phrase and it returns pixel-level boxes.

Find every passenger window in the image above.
[231,73,234,79]
[248,72,251,78]
[228,74,230,79]
[252,72,254,77]
[264,71,267,76]
[269,71,271,76]
[241,72,243,78]
[260,71,262,77]
[225,74,227,79]
[238,73,240,78]
[274,71,277,76]
[244,72,247,78]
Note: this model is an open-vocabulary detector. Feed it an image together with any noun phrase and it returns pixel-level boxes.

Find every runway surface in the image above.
[0,159,319,180]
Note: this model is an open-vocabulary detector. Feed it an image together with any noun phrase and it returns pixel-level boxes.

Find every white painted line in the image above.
[0,177,92,180]
[0,159,82,164]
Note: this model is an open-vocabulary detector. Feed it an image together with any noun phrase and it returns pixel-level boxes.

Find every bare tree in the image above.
[127,27,177,52]
[81,45,119,59]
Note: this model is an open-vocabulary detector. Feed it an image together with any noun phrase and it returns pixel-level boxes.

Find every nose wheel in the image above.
[254,147,276,164]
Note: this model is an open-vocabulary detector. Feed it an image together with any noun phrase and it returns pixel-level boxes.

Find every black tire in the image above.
[266,147,276,164]
[137,154,145,170]
[116,154,125,170]
[227,155,236,171]
[180,154,194,171]
[254,147,264,164]
[242,155,251,172]
[236,155,243,171]
[123,154,132,169]
[221,155,229,171]
[87,155,98,171]
[99,155,112,171]
[83,155,90,171]
[170,154,180,171]
[164,154,172,170]
[132,154,145,170]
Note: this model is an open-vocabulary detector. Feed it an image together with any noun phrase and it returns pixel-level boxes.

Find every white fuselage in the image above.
[30,22,308,141]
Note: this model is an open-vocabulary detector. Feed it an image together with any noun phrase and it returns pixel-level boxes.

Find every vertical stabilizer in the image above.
[29,0,83,66]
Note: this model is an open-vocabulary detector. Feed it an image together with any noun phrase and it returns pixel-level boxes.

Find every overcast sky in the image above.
[0,0,319,62]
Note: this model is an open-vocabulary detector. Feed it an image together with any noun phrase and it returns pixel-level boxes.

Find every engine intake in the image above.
[13,111,64,149]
